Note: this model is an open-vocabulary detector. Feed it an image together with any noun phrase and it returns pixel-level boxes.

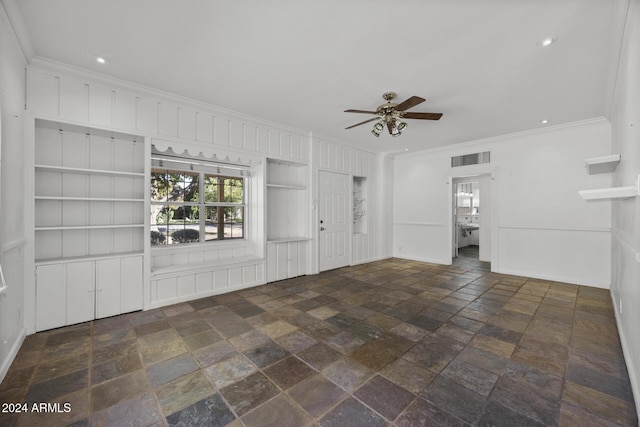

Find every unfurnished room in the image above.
[0,0,639,426]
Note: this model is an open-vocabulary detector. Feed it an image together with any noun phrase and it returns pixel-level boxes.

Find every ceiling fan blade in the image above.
[395,96,426,111]
[345,117,378,129]
[403,112,443,120]
[344,109,378,114]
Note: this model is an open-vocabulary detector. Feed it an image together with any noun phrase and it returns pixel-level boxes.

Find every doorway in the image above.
[452,174,491,262]
[318,171,350,271]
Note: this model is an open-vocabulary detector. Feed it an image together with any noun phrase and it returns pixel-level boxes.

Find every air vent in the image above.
[451,151,490,167]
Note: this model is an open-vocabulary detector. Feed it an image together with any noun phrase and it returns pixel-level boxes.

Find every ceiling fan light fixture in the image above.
[371,121,383,137]
[345,92,442,137]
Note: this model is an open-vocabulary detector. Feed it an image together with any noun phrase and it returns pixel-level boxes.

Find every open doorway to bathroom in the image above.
[452,175,491,262]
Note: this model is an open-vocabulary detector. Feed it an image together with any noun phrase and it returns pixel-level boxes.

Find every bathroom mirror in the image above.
[455,182,480,215]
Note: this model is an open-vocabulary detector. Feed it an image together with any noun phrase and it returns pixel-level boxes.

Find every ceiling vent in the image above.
[451,151,490,167]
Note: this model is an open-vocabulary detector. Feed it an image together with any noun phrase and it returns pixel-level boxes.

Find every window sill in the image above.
[150,239,249,255]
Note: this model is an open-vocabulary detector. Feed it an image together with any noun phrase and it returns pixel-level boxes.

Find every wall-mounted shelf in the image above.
[584,154,621,174]
[579,174,640,201]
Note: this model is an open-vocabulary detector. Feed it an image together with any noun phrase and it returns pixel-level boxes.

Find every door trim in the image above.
[446,169,499,270]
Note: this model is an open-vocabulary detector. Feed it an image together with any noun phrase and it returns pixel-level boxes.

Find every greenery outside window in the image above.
[151,164,245,245]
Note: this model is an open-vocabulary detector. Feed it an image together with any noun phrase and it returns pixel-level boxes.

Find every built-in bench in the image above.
[151,255,263,277]
[149,256,265,308]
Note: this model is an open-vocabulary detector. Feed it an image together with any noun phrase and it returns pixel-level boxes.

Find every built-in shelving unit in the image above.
[33,119,145,331]
[265,158,309,282]
[579,153,638,201]
[353,176,367,234]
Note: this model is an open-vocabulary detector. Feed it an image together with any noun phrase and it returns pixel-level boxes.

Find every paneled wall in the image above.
[27,63,310,163]
[311,136,390,270]
[0,5,28,382]
[609,0,640,414]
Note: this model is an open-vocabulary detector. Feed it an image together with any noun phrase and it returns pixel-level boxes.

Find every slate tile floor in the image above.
[1,257,637,426]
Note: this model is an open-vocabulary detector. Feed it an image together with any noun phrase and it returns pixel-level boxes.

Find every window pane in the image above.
[204,206,219,241]
[150,171,168,202]
[203,176,219,203]
[223,178,244,203]
[176,172,199,203]
[151,204,200,244]
[150,205,171,246]
[224,206,244,239]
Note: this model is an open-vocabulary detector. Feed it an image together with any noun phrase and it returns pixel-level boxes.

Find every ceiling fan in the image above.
[345,92,442,137]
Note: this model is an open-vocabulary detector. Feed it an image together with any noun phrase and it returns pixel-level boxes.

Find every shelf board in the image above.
[36,224,145,231]
[580,174,640,200]
[267,184,306,190]
[35,251,144,265]
[579,186,638,200]
[584,154,621,174]
[35,164,145,178]
[267,236,310,243]
[35,196,145,202]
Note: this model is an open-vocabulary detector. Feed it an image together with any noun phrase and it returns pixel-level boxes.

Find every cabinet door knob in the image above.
[320,227,325,231]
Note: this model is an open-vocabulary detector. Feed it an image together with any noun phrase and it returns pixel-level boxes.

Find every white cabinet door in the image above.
[36,264,67,331]
[66,261,95,325]
[288,242,299,278]
[266,243,278,283]
[96,258,121,319]
[276,242,288,281]
[121,256,143,312]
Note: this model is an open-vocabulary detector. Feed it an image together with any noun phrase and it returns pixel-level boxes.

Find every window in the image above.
[150,161,245,245]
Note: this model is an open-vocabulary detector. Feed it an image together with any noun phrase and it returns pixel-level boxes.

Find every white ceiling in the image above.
[12,0,625,154]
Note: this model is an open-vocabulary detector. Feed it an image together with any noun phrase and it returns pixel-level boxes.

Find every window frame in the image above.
[150,164,247,246]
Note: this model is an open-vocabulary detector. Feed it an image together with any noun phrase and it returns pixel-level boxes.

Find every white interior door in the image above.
[319,171,349,271]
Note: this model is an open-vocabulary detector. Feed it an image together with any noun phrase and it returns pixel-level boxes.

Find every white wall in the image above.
[0,1,27,382]
[394,119,612,287]
[609,0,640,414]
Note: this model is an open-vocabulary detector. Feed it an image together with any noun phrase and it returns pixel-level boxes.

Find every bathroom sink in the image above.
[460,223,479,231]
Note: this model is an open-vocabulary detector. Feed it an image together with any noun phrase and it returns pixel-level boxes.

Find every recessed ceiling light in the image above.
[540,119,549,124]
[537,37,557,47]
[93,54,109,64]
[404,148,409,152]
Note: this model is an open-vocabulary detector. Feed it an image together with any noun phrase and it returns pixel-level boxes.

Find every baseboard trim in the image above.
[0,328,26,383]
